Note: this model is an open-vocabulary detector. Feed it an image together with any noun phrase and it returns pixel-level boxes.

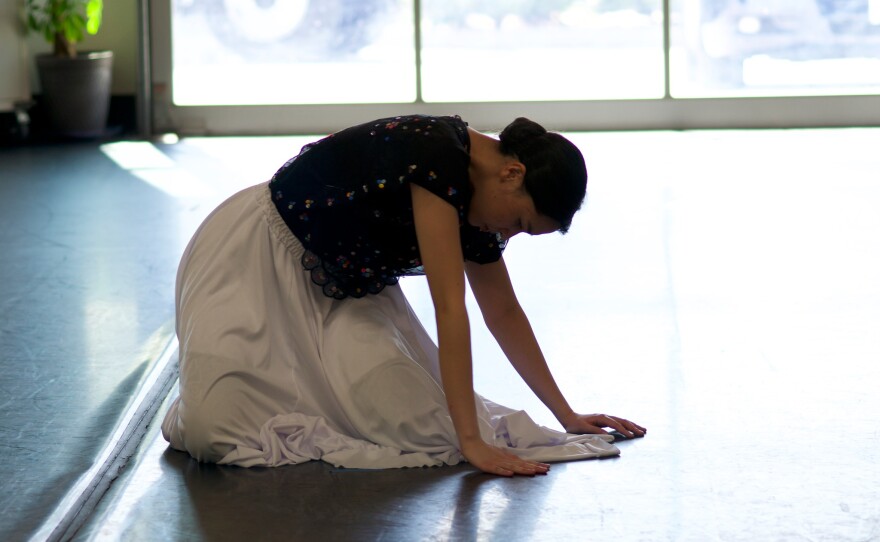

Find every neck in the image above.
[467,128,505,188]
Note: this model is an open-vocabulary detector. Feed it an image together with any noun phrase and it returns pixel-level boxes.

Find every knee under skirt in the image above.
[161,182,619,468]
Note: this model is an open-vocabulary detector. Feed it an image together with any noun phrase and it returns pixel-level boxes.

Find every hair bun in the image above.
[498,117,547,156]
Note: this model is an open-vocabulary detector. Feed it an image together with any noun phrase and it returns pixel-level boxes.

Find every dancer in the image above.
[162,114,645,476]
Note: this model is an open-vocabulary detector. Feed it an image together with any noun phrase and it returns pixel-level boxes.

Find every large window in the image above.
[172,0,416,105]
[151,0,880,133]
[419,1,664,101]
[170,0,665,105]
[670,0,880,97]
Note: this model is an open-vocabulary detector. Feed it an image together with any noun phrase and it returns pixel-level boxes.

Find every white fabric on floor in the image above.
[161,182,619,468]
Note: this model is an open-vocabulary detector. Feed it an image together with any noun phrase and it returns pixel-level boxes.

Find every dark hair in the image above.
[498,117,587,233]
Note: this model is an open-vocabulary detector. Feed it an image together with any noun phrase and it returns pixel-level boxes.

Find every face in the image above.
[467,163,560,240]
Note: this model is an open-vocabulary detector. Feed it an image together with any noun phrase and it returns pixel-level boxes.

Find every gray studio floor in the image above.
[1,128,878,541]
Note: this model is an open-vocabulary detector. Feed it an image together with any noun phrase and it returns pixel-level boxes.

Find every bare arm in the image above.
[411,184,550,475]
[465,257,646,438]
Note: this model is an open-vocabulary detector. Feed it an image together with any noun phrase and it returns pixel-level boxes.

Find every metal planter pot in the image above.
[36,51,113,138]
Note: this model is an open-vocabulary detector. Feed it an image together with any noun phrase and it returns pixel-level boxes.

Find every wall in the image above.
[1,0,31,109]
[24,1,139,95]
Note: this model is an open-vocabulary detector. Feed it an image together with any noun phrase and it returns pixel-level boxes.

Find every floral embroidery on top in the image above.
[268,114,505,299]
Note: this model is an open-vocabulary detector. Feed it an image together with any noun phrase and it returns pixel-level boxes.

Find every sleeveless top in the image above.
[269,114,507,299]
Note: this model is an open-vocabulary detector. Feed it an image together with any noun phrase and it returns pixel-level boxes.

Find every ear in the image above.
[501,161,526,189]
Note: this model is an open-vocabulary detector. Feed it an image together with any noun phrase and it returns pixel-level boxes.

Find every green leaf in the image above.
[86,0,102,35]
[71,12,86,40]
[62,15,84,43]
[86,0,103,19]
[24,0,105,43]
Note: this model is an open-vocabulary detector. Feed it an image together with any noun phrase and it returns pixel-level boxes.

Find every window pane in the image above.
[671,0,880,97]
[420,0,664,102]
[171,0,416,105]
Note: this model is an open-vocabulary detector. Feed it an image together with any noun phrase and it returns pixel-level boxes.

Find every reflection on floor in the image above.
[0,142,187,541]
[2,128,878,541]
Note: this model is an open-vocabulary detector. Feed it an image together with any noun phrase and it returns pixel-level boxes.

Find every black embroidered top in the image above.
[269,114,506,299]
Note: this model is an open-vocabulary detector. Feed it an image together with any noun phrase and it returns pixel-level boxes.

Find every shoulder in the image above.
[365,114,469,149]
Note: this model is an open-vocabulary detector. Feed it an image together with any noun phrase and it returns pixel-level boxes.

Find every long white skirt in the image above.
[161,183,619,468]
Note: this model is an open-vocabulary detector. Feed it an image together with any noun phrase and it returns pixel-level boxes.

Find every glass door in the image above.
[171,0,416,105]
[149,0,880,134]
[670,0,880,97]
[419,1,664,102]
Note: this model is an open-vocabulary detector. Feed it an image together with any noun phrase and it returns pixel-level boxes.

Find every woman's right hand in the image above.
[461,439,550,477]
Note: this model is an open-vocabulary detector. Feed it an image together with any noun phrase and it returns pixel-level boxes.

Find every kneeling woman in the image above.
[162,115,645,476]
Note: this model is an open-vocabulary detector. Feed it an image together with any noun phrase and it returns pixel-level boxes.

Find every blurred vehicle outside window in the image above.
[171,0,416,105]
[671,0,880,96]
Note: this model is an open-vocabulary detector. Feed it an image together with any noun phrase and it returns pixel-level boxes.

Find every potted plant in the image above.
[25,0,112,138]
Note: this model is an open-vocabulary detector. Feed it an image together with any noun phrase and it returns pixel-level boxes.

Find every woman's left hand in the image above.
[561,413,647,439]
